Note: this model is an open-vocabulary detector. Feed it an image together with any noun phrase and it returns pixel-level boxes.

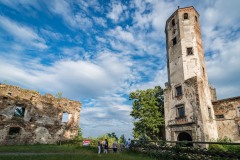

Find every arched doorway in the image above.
[177,132,193,147]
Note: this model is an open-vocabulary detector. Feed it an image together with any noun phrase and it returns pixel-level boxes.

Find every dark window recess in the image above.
[195,16,198,22]
[14,106,25,117]
[208,108,212,119]
[215,114,224,119]
[8,92,12,96]
[172,37,177,45]
[177,105,185,118]
[176,86,182,96]
[184,13,189,19]
[9,127,21,135]
[171,19,175,26]
[172,29,176,35]
[187,47,193,55]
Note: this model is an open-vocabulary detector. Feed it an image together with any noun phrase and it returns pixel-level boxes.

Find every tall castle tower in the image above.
[164,6,218,142]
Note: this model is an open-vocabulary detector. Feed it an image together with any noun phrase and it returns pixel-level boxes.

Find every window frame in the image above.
[176,104,185,118]
[175,85,183,97]
[186,47,193,55]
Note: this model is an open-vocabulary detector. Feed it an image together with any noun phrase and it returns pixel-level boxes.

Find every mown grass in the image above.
[0,144,154,160]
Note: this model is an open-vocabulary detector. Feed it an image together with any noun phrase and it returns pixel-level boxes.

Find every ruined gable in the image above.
[0,84,81,145]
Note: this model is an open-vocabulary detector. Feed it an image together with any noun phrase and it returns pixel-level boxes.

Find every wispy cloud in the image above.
[0,15,47,49]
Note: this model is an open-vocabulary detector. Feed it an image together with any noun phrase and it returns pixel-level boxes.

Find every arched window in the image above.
[171,19,175,26]
[183,13,188,20]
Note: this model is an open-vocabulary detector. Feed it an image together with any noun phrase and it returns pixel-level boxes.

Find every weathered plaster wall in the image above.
[0,84,81,145]
[213,97,240,142]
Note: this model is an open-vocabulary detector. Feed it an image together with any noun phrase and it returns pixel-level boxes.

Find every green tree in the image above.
[107,132,118,141]
[129,86,164,140]
[75,128,83,141]
[119,134,126,144]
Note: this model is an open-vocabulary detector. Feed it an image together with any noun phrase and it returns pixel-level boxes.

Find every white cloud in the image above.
[0,15,47,49]
[107,2,125,22]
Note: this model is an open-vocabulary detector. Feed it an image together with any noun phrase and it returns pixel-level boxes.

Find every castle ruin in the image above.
[0,84,81,145]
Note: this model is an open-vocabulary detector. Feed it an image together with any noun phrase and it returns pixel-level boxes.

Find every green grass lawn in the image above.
[0,144,154,160]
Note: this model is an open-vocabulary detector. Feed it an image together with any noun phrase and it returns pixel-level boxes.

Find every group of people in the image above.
[97,138,131,154]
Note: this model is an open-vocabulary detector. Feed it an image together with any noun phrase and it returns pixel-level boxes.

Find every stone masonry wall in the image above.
[212,97,240,142]
[0,84,81,145]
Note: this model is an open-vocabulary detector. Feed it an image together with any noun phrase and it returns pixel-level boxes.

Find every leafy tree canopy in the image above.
[129,86,164,140]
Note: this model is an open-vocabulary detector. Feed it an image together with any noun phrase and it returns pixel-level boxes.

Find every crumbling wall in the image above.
[0,84,81,145]
[213,97,240,142]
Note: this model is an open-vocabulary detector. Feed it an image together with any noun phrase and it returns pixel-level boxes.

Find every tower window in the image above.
[195,16,198,22]
[171,19,175,27]
[184,13,189,20]
[187,47,193,55]
[172,37,177,45]
[62,112,69,123]
[172,29,176,35]
[208,107,212,119]
[175,86,182,96]
[176,105,185,118]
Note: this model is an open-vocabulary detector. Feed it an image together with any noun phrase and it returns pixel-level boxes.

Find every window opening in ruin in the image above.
[208,108,212,119]
[187,47,193,55]
[215,114,224,119]
[8,127,21,135]
[237,107,240,117]
[62,112,69,123]
[202,67,205,76]
[8,92,12,96]
[176,105,185,118]
[175,86,182,96]
[195,16,198,22]
[171,19,175,27]
[184,13,189,20]
[14,106,25,117]
[172,37,177,45]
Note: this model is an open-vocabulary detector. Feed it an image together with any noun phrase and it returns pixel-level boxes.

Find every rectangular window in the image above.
[172,37,177,45]
[62,112,69,123]
[177,105,185,118]
[187,47,193,55]
[9,127,21,135]
[175,86,182,96]
[215,114,224,119]
[237,107,240,117]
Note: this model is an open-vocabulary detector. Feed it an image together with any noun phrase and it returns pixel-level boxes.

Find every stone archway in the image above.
[177,132,193,146]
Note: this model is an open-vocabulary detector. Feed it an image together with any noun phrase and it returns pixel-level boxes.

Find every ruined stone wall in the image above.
[213,97,240,142]
[0,84,81,145]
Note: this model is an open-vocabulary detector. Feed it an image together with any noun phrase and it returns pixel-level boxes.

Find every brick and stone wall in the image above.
[0,84,81,145]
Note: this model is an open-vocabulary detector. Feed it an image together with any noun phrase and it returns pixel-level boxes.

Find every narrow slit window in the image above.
[14,106,25,117]
[195,16,198,22]
[171,19,175,27]
[172,37,177,45]
[184,13,188,19]
[215,114,224,119]
[187,47,193,55]
[62,112,69,123]
[208,108,212,119]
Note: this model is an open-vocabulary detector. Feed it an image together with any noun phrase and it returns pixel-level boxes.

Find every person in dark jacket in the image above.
[104,139,108,153]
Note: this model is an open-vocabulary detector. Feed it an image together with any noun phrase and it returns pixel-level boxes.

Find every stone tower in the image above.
[164,6,218,143]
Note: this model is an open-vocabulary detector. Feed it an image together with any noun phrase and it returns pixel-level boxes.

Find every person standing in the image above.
[97,141,101,154]
[104,139,108,153]
[112,141,118,153]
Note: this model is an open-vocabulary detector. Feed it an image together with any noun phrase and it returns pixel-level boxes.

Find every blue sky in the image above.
[0,0,239,139]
